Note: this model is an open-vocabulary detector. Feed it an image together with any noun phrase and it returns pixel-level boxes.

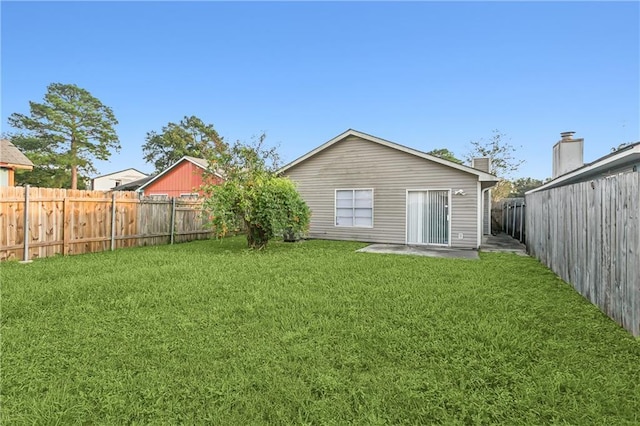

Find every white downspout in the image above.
[482,187,492,241]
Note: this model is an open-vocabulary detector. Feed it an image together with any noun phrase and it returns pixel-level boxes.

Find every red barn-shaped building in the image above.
[138,156,223,197]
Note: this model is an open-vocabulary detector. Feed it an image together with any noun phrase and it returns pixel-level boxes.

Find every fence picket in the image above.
[526,172,640,336]
[0,187,214,261]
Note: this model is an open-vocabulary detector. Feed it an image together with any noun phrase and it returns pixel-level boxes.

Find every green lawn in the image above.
[2,237,639,424]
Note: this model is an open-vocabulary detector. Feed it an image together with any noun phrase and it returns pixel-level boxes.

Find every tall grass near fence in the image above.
[526,172,640,336]
[0,186,213,261]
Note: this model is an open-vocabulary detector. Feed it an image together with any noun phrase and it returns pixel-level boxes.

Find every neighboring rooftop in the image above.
[527,140,640,194]
[112,176,153,191]
[92,168,148,179]
[0,139,34,169]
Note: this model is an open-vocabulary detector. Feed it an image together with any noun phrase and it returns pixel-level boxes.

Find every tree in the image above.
[201,134,310,249]
[143,116,224,173]
[7,134,87,189]
[8,83,119,189]
[509,177,544,198]
[465,130,524,179]
[426,148,463,164]
[492,179,513,200]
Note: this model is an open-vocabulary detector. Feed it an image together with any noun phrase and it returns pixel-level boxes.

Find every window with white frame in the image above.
[180,193,199,199]
[335,189,373,227]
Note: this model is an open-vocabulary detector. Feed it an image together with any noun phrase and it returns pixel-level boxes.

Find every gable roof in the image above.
[278,129,499,182]
[526,141,640,194]
[92,168,148,180]
[137,156,221,192]
[112,176,153,191]
[0,139,34,169]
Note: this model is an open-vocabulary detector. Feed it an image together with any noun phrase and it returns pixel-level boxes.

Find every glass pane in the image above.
[427,190,448,244]
[354,198,371,208]
[336,190,353,200]
[336,208,353,217]
[336,216,353,227]
[336,198,353,208]
[407,191,422,244]
[355,189,371,199]
[354,216,372,227]
[354,208,372,218]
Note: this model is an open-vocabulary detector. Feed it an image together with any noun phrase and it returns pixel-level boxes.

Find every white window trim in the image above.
[180,192,199,198]
[334,188,374,228]
[405,188,452,247]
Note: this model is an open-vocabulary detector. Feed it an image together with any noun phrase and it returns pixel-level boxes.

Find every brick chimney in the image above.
[552,131,584,178]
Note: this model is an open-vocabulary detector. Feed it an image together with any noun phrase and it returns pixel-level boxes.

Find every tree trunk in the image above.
[71,165,78,190]
[246,223,268,250]
[70,133,78,190]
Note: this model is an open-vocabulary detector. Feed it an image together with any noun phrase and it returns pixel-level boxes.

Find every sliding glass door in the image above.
[407,190,450,245]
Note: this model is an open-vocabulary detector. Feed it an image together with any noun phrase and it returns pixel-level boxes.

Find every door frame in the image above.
[405,188,452,247]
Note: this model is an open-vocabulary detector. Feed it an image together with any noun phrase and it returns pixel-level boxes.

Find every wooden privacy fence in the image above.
[491,198,526,242]
[0,186,214,262]
[526,172,640,336]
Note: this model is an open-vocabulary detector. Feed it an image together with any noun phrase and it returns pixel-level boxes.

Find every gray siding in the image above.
[285,136,481,249]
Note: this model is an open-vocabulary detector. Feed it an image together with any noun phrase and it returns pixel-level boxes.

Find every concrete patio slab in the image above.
[357,244,479,259]
[481,233,527,256]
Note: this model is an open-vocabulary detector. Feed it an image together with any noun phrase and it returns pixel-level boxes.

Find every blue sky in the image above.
[2,1,638,180]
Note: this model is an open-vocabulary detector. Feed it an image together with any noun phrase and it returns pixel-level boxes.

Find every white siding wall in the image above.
[92,169,148,191]
[0,168,9,187]
[285,136,481,249]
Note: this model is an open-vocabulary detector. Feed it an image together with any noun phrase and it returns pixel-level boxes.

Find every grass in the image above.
[1,237,639,424]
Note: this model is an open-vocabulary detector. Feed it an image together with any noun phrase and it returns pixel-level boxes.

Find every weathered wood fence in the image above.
[491,198,526,242]
[526,172,640,336]
[0,186,214,262]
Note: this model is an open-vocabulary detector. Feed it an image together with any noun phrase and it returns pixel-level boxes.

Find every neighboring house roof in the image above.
[182,156,209,169]
[112,176,154,191]
[278,129,499,182]
[526,141,640,194]
[0,139,34,169]
[136,156,222,192]
[92,168,148,180]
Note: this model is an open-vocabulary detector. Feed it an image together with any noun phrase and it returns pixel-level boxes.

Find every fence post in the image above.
[519,200,524,242]
[20,185,31,263]
[170,197,176,245]
[111,192,117,251]
[63,196,70,255]
[500,200,507,234]
[511,201,516,237]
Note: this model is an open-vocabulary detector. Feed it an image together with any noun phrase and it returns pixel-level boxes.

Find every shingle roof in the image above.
[0,139,34,168]
[183,156,209,169]
[112,176,154,191]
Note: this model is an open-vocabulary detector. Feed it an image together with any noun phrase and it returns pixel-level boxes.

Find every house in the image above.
[134,156,223,198]
[91,168,148,191]
[526,131,640,193]
[279,129,499,249]
[0,139,34,186]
